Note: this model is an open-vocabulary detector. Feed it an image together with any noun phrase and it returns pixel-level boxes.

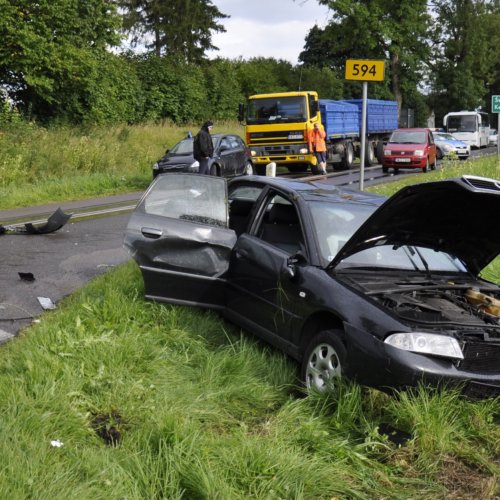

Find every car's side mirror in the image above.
[286,250,307,278]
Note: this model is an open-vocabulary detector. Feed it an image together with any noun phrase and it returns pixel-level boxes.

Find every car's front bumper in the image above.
[343,323,500,398]
[383,156,427,169]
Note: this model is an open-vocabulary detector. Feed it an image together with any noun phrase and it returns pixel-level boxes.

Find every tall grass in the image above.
[0,121,244,209]
[0,263,498,498]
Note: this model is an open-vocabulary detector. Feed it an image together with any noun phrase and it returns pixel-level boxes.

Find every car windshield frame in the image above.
[388,130,427,144]
[169,136,219,156]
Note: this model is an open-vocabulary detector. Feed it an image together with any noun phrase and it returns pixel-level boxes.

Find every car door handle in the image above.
[141,227,163,239]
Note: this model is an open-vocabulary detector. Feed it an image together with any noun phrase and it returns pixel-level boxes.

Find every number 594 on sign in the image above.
[345,60,385,81]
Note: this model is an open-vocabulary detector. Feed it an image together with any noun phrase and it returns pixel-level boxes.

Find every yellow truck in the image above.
[238,90,398,174]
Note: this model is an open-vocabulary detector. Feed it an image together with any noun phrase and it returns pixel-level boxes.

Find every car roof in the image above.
[231,176,385,205]
[392,128,430,132]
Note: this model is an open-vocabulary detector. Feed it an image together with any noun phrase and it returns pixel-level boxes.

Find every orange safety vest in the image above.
[309,126,326,153]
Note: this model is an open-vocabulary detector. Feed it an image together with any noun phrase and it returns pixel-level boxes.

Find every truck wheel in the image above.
[365,141,375,165]
[342,142,354,169]
[376,141,385,163]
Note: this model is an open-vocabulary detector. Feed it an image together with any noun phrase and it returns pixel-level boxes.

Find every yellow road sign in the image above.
[345,60,385,81]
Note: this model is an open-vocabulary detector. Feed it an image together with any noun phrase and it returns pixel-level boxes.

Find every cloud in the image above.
[208,0,330,63]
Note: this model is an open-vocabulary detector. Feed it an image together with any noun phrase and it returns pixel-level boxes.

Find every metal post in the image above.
[497,113,499,159]
[359,81,368,191]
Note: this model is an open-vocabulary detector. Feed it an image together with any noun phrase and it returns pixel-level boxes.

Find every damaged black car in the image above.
[124,174,500,399]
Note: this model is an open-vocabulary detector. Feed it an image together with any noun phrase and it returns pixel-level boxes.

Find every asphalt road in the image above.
[0,211,132,341]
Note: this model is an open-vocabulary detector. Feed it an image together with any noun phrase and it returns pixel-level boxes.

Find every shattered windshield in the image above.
[247,96,308,124]
[141,174,228,228]
[309,201,467,272]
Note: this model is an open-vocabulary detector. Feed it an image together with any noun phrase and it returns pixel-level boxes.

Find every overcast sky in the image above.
[207,0,331,64]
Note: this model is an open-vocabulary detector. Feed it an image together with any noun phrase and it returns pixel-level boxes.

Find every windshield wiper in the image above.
[412,246,432,279]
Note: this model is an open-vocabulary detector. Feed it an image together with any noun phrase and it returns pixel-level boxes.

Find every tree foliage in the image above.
[118,0,228,62]
[0,0,122,121]
[428,0,500,121]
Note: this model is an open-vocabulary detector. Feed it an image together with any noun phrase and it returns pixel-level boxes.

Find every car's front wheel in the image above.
[301,330,346,393]
[210,164,220,176]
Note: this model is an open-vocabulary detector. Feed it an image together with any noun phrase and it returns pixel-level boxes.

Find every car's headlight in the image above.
[299,148,308,154]
[189,160,200,172]
[384,149,391,156]
[414,150,424,156]
[153,162,159,170]
[385,332,463,360]
[442,144,453,152]
[250,150,257,157]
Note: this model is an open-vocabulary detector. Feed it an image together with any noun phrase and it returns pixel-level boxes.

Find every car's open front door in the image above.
[124,174,236,309]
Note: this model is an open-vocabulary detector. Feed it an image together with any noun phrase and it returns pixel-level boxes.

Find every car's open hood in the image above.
[328,176,500,274]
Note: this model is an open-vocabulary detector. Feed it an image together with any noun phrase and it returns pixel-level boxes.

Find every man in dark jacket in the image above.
[193,120,214,175]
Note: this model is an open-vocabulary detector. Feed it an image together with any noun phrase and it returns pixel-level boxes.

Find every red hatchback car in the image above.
[383,128,437,173]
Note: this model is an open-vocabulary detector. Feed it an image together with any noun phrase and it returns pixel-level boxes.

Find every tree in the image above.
[119,0,228,62]
[0,0,122,122]
[300,1,431,112]
[428,0,500,121]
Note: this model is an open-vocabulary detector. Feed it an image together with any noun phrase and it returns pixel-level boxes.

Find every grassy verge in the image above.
[0,262,498,498]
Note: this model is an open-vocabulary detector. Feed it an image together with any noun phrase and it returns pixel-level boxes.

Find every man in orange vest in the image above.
[309,123,327,175]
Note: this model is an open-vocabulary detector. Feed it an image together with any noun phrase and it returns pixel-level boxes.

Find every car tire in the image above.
[301,329,346,393]
[436,148,443,160]
[423,158,429,173]
[210,164,219,176]
[382,166,389,173]
[244,162,254,175]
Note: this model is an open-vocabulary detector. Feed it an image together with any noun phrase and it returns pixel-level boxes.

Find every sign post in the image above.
[345,59,385,190]
[492,95,500,158]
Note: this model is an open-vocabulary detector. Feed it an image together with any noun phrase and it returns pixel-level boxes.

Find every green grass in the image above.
[0,263,498,498]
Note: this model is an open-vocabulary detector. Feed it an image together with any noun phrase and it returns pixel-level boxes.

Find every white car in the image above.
[489,129,498,146]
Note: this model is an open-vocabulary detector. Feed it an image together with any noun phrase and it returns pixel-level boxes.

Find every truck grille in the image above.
[249,131,305,144]
[462,381,500,399]
[460,341,500,374]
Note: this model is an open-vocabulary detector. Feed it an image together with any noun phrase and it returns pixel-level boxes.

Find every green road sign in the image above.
[492,95,500,113]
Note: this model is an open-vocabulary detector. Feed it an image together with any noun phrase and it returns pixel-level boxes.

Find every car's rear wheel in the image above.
[301,330,346,393]
[244,162,254,175]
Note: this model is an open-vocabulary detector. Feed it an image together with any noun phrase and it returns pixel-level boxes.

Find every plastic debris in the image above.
[37,297,56,310]
[0,207,72,236]
[50,439,64,448]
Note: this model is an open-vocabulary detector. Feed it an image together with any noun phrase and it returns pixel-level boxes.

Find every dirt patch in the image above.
[90,410,125,446]
[438,455,498,499]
